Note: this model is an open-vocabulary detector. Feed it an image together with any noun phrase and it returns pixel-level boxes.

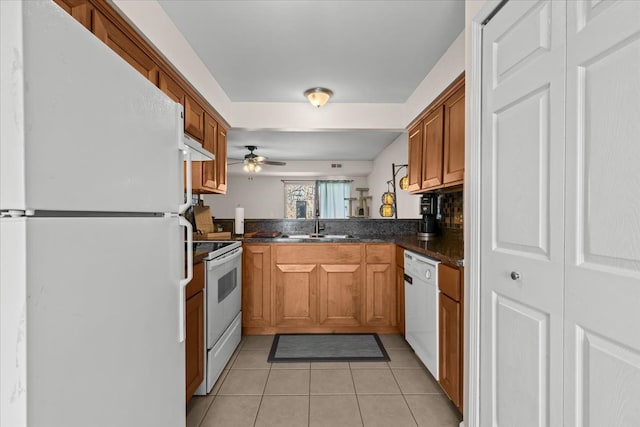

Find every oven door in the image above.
[205,247,242,348]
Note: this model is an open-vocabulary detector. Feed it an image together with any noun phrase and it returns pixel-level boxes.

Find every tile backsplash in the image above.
[439,190,463,229]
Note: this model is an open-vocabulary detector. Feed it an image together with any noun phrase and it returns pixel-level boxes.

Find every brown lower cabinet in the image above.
[185,262,205,402]
[438,263,464,412]
[242,243,397,335]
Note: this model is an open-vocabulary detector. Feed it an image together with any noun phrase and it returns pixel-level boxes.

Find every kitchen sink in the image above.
[281,234,354,239]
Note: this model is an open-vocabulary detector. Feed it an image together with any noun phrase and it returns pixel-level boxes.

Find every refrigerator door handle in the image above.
[178,216,193,342]
[179,147,192,214]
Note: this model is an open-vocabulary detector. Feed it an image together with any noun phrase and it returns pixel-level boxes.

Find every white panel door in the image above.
[480,1,566,426]
[564,1,640,426]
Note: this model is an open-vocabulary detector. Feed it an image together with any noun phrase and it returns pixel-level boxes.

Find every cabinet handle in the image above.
[510,271,521,281]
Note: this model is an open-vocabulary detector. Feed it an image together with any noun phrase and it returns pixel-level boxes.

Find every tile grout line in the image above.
[307,367,312,427]
[349,364,366,427]
[196,339,242,427]
[252,346,273,427]
[389,363,421,427]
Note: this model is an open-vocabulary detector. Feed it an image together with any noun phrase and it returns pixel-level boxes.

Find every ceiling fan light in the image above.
[254,164,262,173]
[243,163,250,173]
[304,87,333,108]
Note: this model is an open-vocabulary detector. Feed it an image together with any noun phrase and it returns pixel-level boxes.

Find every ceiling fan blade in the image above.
[260,160,287,166]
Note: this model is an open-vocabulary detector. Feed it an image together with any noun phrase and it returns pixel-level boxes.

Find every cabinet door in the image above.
[365,244,395,326]
[92,10,158,85]
[158,71,185,105]
[422,105,445,190]
[242,245,271,327]
[184,95,205,143]
[215,126,228,193]
[439,293,461,410]
[185,291,204,402]
[318,264,362,326]
[407,123,423,193]
[54,0,92,30]
[275,264,317,327]
[365,263,393,326]
[201,113,218,191]
[443,85,465,185]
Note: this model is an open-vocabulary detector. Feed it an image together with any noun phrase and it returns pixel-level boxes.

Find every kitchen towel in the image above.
[234,206,244,235]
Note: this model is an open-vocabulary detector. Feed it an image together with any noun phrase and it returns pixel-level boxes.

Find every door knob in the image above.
[510,271,521,280]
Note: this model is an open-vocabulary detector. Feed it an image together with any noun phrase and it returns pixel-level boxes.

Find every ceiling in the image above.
[157,0,465,168]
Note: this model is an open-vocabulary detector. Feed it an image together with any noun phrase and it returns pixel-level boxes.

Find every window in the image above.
[284,182,315,219]
[283,180,352,219]
[316,180,351,218]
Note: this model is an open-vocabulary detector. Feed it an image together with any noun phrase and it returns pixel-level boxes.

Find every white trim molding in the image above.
[465,1,505,427]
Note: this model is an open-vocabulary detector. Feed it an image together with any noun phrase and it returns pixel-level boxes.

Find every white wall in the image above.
[111,0,233,121]
[367,134,421,219]
[404,30,465,125]
[202,175,368,218]
[367,30,465,219]
[111,1,464,131]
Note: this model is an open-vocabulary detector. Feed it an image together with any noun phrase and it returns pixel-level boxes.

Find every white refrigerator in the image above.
[1,2,194,426]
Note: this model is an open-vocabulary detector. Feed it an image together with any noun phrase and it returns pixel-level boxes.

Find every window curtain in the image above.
[317,181,351,218]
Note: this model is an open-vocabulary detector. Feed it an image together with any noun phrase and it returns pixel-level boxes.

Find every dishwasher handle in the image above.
[404,274,413,285]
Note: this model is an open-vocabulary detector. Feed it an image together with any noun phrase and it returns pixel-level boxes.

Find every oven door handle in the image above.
[206,247,243,269]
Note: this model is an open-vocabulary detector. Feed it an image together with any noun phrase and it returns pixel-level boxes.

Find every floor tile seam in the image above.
[194,395,216,427]
[349,367,366,427]
[252,361,272,427]
[354,391,403,395]
[230,367,273,370]
[309,392,356,396]
[389,365,421,427]
[308,368,311,427]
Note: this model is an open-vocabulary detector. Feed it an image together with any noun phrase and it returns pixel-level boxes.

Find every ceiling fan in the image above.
[230,145,287,173]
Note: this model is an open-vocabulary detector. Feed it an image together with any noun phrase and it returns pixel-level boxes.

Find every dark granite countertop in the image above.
[241,231,464,267]
[394,235,463,267]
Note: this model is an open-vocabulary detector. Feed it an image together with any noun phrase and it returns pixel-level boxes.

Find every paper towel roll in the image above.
[234,206,244,235]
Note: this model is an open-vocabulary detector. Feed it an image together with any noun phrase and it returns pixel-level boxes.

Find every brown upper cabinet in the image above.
[55,0,228,195]
[92,9,159,86]
[215,127,228,193]
[408,75,465,193]
[159,71,185,105]
[184,95,205,143]
[421,106,445,189]
[443,85,465,186]
[54,0,93,30]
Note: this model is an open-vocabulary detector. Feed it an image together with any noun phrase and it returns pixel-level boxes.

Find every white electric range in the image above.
[193,240,242,395]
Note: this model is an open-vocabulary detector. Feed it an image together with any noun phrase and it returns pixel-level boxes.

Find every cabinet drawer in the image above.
[365,244,393,263]
[438,264,461,301]
[186,262,205,299]
[275,244,361,264]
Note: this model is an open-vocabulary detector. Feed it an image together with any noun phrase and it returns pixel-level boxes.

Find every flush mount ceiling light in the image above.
[304,87,333,108]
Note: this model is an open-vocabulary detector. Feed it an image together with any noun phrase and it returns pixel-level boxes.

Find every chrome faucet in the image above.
[314,209,325,235]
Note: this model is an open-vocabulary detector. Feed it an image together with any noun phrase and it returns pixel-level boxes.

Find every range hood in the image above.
[184,135,215,161]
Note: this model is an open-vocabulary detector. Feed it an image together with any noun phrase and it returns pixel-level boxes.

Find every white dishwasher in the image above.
[404,250,440,379]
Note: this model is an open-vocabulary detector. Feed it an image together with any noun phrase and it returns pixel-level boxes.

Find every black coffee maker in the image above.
[419,194,438,239]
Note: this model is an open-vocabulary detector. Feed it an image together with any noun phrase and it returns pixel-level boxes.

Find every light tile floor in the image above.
[186,334,462,427]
